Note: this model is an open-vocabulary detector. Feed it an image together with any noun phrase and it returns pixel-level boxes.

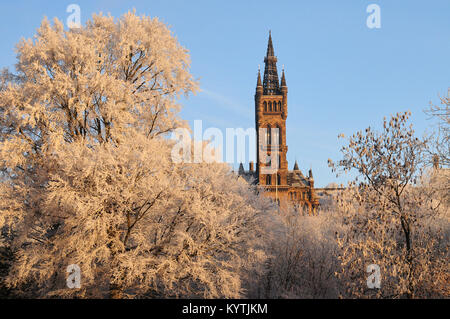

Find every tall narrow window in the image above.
[278,125,282,145]
[268,101,272,112]
[267,125,271,145]
[278,101,282,112]
[266,174,271,185]
[277,174,281,185]
[264,101,267,112]
[263,126,268,146]
[273,125,280,146]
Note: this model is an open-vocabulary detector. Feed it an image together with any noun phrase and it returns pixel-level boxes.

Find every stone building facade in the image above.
[239,32,319,215]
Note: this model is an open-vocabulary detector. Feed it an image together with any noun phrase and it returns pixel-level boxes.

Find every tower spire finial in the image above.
[266,30,275,57]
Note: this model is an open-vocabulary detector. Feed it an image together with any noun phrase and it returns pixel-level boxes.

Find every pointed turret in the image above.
[263,31,280,95]
[293,160,299,171]
[256,68,262,88]
[255,67,263,110]
[281,68,287,87]
[238,162,245,175]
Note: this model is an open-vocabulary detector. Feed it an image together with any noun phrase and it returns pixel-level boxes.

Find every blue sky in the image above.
[1,1,449,187]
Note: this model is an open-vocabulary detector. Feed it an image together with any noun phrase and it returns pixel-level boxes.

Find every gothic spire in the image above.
[266,30,275,57]
[281,68,287,87]
[238,162,244,175]
[263,31,280,95]
[256,68,262,87]
[293,160,299,171]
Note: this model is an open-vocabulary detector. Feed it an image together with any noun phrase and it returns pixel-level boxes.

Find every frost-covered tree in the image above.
[250,208,342,299]
[0,12,274,298]
[330,112,449,298]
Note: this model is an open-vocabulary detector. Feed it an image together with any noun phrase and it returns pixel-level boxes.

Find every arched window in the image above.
[267,125,271,145]
[268,101,272,112]
[273,101,277,112]
[277,174,281,185]
[278,101,282,112]
[266,174,271,185]
[278,153,281,168]
[263,101,267,112]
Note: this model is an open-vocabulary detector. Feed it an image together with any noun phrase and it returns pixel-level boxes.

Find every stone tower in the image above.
[255,31,288,189]
[240,32,319,215]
